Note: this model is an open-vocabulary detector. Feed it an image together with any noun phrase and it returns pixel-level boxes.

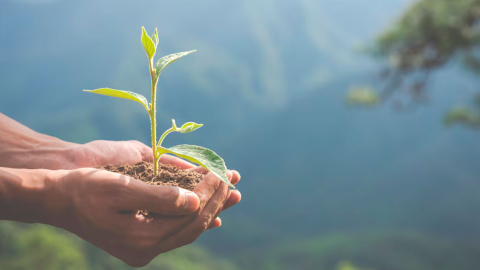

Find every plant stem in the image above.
[148,59,158,175]
[157,128,174,148]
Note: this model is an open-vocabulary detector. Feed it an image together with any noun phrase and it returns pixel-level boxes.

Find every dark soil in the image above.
[100,161,203,191]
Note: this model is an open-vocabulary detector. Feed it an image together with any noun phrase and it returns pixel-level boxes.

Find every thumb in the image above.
[118,180,200,215]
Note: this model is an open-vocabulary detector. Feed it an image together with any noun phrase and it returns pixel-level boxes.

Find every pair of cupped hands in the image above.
[28,140,240,267]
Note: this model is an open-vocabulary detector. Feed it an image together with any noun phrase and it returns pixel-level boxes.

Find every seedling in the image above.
[84,27,234,188]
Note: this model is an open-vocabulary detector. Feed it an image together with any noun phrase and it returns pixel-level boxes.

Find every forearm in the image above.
[0,113,78,169]
[0,167,70,226]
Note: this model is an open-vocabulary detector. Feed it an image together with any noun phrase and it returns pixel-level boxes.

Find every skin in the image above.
[0,113,241,267]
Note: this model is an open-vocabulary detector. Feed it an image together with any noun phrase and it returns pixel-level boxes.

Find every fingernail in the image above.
[184,192,199,212]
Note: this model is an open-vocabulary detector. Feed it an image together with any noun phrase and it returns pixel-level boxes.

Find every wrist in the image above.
[24,137,79,170]
[0,168,72,227]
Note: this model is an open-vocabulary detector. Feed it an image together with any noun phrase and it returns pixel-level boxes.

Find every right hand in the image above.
[58,167,236,267]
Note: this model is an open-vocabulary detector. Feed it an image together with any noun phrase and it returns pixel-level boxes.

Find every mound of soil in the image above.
[100,161,203,191]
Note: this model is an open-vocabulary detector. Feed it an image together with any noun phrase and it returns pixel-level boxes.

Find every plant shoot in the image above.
[83,27,233,188]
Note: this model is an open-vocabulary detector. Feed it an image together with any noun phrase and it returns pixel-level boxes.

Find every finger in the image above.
[206,174,233,227]
[93,140,152,165]
[207,188,230,229]
[159,181,229,250]
[193,172,222,211]
[116,178,200,215]
[128,140,153,162]
[191,170,234,232]
[223,190,241,210]
[159,154,196,170]
[230,170,241,186]
[133,171,224,239]
[207,217,222,230]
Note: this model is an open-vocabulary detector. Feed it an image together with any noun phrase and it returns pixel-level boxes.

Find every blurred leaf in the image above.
[336,261,372,270]
[444,106,480,128]
[157,144,233,188]
[141,26,156,59]
[345,86,380,107]
[83,88,149,112]
[154,50,196,80]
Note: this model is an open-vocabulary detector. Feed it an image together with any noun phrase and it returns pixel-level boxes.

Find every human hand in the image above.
[163,155,242,229]
[72,143,242,226]
[58,167,238,267]
[68,140,153,169]
[0,154,241,267]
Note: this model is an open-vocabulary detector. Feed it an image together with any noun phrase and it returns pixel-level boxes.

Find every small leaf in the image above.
[83,88,149,112]
[157,145,234,188]
[154,50,196,79]
[178,122,203,133]
[141,26,156,59]
[151,27,159,47]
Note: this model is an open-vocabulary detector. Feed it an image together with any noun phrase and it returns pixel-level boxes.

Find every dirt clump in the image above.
[100,161,203,191]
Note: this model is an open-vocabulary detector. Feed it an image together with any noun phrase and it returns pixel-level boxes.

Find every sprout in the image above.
[83,27,234,188]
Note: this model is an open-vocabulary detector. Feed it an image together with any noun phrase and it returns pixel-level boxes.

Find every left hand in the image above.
[160,155,242,230]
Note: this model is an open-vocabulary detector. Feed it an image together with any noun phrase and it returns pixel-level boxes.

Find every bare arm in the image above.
[0,112,154,169]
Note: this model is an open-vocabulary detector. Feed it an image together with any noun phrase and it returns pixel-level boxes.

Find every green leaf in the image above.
[154,50,196,79]
[141,26,156,59]
[170,119,202,133]
[178,122,203,133]
[157,144,234,189]
[151,27,159,47]
[83,88,149,112]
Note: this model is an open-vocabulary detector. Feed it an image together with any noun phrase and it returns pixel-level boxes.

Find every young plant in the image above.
[83,27,234,188]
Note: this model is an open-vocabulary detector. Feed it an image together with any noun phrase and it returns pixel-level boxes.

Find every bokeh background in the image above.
[2,0,480,269]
